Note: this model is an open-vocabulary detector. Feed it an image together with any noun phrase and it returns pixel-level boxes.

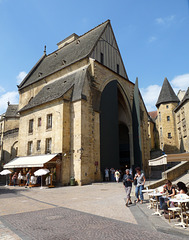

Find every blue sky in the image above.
[0,0,189,114]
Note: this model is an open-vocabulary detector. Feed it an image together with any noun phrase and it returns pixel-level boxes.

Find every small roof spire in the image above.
[44,45,46,54]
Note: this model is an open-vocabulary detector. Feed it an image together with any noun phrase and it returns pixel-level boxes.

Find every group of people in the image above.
[11,170,39,187]
[123,167,145,206]
[122,167,188,212]
[104,167,132,183]
[104,166,145,206]
[104,168,121,182]
[159,179,188,214]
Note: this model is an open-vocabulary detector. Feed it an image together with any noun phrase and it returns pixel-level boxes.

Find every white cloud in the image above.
[140,85,162,112]
[0,86,5,93]
[148,36,157,43]
[156,18,164,24]
[16,71,27,85]
[171,73,189,90]
[0,91,19,115]
[155,15,175,26]
[140,73,189,112]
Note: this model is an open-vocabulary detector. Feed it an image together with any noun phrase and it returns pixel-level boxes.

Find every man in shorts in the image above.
[123,169,133,207]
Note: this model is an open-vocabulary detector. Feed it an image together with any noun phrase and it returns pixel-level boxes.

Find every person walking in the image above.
[115,169,120,183]
[12,172,17,186]
[104,168,109,181]
[123,169,133,206]
[134,167,145,204]
[25,170,31,188]
[110,168,115,182]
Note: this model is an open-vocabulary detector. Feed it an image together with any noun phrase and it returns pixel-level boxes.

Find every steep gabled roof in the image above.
[5,104,19,118]
[148,111,157,120]
[174,87,189,112]
[18,20,110,90]
[19,66,88,112]
[156,78,179,108]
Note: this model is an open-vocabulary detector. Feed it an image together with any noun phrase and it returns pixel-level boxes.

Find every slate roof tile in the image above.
[19,66,88,112]
[5,105,19,117]
[18,20,109,90]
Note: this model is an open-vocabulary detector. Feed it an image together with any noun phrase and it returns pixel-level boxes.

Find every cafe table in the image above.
[142,189,155,209]
[148,191,164,216]
[170,197,189,229]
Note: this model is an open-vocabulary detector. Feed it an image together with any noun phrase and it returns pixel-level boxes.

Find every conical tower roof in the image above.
[156,78,179,108]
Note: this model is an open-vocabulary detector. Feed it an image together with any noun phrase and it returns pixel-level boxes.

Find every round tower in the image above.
[156,78,180,153]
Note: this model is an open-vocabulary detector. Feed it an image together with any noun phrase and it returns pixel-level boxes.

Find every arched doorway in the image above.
[100,80,132,179]
[119,124,130,172]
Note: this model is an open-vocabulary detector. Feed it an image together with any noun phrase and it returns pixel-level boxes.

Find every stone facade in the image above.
[1,20,150,185]
[152,79,189,155]
[156,102,179,153]
[0,104,19,166]
[175,97,189,152]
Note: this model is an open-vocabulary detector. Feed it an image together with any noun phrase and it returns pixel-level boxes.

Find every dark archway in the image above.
[119,124,130,172]
[100,80,131,177]
[100,81,119,172]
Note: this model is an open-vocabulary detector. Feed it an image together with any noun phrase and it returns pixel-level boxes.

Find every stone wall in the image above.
[18,100,64,157]
[157,102,179,153]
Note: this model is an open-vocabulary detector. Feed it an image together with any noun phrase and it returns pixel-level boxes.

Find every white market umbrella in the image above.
[0,169,12,186]
[34,169,50,189]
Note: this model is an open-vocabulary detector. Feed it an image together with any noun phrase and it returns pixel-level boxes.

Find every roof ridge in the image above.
[79,19,110,38]
[174,87,189,112]
[18,53,46,89]
[46,20,110,58]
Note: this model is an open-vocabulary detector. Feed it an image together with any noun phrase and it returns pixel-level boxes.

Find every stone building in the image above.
[2,20,150,185]
[153,77,189,154]
[174,88,189,152]
[0,103,19,164]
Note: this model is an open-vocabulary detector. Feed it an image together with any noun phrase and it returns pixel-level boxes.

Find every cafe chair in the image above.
[168,207,181,223]
[149,197,157,209]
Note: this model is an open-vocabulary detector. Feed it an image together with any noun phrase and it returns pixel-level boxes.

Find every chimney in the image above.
[57,33,79,49]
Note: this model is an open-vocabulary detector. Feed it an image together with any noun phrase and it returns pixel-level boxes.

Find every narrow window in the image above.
[160,127,162,137]
[16,147,18,156]
[28,141,33,155]
[117,64,119,74]
[38,118,41,127]
[29,119,34,134]
[168,133,172,139]
[159,112,161,122]
[37,140,41,151]
[100,52,104,64]
[46,138,52,154]
[166,105,169,109]
[46,114,52,129]
[167,116,170,121]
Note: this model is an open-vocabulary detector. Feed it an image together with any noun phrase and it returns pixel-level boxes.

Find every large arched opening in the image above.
[100,80,133,179]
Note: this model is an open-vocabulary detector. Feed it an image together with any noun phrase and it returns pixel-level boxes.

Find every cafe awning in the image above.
[3,154,58,169]
[148,152,189,166]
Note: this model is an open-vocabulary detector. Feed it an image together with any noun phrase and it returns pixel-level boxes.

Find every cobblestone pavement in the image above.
[0,207,186,240]
[0,183,189,240]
